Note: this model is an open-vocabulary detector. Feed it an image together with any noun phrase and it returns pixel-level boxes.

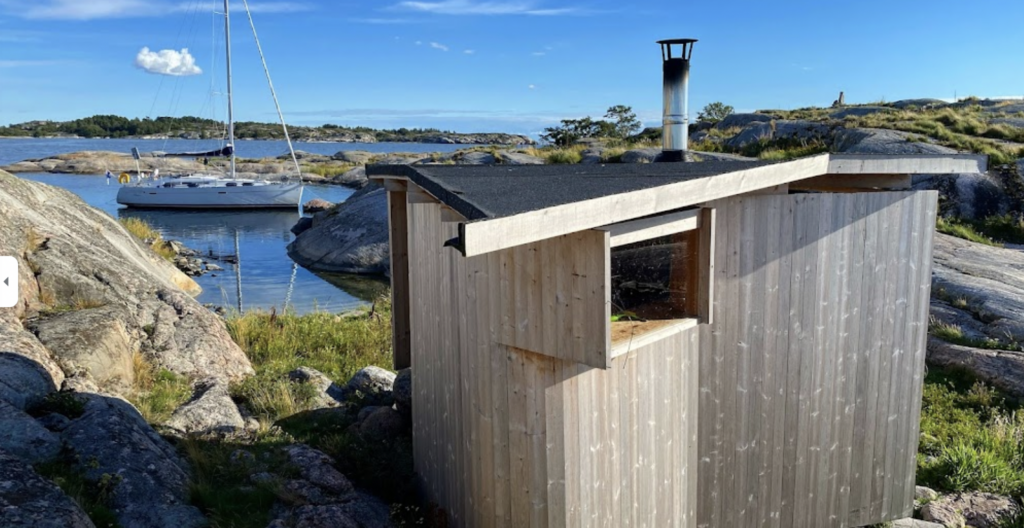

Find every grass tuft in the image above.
[544,147,584,164]
[119,218,177,261]
[917,366,1024,498]
[936,217,1002,247]
[35,457,122,528]
[128,352,193,424]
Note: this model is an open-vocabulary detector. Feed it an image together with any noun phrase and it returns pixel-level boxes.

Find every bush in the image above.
[545,148,583,164]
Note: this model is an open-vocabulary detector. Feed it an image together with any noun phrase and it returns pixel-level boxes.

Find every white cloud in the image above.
[532,51,545,56]
[135,47,203,76]
[394,0,578,16]
[0,0,308,20]
[415,40,423,45]
[528,84,536,89]
[463,49,475,54]
[430,42,449,51]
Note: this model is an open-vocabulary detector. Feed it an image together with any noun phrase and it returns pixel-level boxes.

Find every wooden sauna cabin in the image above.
[366,153,986,528]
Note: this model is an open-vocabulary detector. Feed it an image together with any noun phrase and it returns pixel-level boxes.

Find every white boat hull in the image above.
[117,182,303,209]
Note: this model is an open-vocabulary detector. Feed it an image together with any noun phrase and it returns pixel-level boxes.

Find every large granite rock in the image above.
[716,113,773,130]
[833,127,957,155]
[62,394,206,528]
[287,184,390,275]
[332,151,375,165]
[0,448,96,528]
[0,352,59,410]
[497,151,545,165]
[332,166,368,188]
[0,400,60,464]
[0,170,252,392]
[724,122,773,149]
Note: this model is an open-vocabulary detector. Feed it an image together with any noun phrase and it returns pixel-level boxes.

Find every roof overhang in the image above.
[372,153,987,257]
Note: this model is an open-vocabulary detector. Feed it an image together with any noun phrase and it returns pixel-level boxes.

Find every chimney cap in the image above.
[656,38,698,45]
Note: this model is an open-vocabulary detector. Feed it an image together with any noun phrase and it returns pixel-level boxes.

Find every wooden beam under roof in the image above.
[827,153,986,174]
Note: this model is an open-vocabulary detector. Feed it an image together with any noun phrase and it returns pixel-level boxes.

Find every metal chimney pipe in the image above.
[658,39,697,162]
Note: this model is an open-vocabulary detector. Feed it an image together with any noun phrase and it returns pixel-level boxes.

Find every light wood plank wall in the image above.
[405,196,699,528]
[695,191,938,528]
[400,188,936,528]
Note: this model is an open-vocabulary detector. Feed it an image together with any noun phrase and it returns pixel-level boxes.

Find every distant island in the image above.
[0,114,535,145]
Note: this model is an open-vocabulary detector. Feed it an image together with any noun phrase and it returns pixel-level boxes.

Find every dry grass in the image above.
[119,218,176,261]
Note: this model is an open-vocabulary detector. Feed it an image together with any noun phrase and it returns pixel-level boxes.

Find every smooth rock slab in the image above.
[891,518,945,528]
[0,400,60,464]
[0,448,96,528]
[62,394,206,528]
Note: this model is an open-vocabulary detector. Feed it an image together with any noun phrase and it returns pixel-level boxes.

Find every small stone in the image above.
[891,519,945,528]
[288,367,344,409]
[924,492,1021,528]
[915,485,939,502]
[205,263,224,272]
[230,449,255,465]
[303,198,334,213]
[921,499,966,528]
[343,366,396,406]
[164,380,245,436]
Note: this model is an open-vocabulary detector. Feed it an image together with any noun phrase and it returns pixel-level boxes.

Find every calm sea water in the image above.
[0,137,463,166]
[17,172,384,314]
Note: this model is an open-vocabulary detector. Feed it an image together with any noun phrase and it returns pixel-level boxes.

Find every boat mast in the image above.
[223,0,236,179]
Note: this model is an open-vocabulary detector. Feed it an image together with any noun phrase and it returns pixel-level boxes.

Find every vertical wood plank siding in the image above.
[399,188,937,528]
[696,191,938,528]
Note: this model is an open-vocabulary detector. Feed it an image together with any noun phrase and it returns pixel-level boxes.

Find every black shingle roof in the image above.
[366,161,773,222]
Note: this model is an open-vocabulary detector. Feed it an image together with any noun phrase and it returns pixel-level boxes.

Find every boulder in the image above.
[620,148,661,164]
[62,394,206,528]
[393,368,412,417]
[331,151,375,165]
[164,379,245,435]
[0,352,58,410]
[724,122,774,149]
[343,366,396,406]
[288,367,345,409]
[497,151,545,165]
[913,172,1012,221]
[716,113,773,130]
[580,148,605,164]
[332,166,368,189]
[0,400,61,464]
[772,119,832,142]
[922,492,1020,528]
[355,406,406,440]
[0,448,96,528]
[287,184,390,275]
[915,485,940,503]
[303,198,334,214]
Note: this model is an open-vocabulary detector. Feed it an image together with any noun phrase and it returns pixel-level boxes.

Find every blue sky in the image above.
[0,0,1022,135]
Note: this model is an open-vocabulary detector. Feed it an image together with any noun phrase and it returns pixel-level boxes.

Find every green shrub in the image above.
[936,217,1002,247]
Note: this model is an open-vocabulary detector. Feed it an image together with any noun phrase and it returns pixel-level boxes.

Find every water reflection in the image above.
[117,208,383,313]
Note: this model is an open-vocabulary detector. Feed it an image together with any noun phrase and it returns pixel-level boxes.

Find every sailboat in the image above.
[117,0,303,209]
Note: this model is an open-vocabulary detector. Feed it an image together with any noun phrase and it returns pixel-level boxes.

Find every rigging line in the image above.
[159,0,203,151]
[240,0,302,178]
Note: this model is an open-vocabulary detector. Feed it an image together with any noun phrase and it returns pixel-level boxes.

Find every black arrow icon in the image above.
[2,277,7,287]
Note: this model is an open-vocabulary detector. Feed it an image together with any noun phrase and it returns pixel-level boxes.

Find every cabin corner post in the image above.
[387,188,411,370]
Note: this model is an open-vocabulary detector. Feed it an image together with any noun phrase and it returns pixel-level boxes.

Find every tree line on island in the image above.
[540,103,735,146]
[0,115,529,144]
